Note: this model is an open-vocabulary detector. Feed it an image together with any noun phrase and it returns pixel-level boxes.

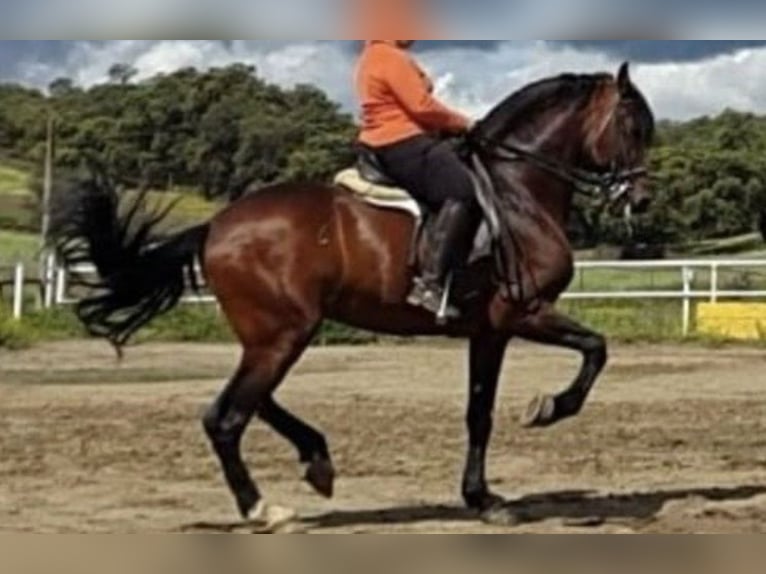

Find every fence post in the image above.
[12,262,24,320]
[710,263,719,303]
[55,266,67,305]
[682,266,693,337]
[43,251,56,309]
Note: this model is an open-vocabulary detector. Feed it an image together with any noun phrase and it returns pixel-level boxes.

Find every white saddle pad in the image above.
[334,168,421,219]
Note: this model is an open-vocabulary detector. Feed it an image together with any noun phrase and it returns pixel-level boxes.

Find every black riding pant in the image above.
[373,134,475,212]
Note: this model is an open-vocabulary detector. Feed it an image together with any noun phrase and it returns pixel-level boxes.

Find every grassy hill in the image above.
[0,163,37,234]
[2,161,766,264]
[0,230,40,263]
[0,164,30,195]
[0,162,223,264]
[678,233,766,258]
[123,189,223,230]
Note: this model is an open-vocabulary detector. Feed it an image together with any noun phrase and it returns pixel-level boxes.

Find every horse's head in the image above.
[477,66,656,222]
[582,62,655,213]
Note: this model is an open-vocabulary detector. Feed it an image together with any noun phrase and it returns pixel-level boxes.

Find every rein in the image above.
[463,132,648,306]
[470,134,647,204]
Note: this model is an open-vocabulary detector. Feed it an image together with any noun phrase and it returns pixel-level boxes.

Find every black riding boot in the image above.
[408,199,480,321]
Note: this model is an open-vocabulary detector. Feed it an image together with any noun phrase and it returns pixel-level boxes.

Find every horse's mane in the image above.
[478,73,613,141]
[479,71,655,145]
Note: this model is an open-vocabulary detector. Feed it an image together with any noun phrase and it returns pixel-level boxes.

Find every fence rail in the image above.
[562,259,766,335]
[4,256,766,336]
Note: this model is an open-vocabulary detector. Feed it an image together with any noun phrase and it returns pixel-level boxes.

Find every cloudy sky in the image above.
[4,0,766,38]
[3,40,766,121]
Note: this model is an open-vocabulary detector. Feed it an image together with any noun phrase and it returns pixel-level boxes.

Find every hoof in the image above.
[521,394,557,428]
[248,501,297,533]
[464,490,506,513]
[481,506,523,528]
[305,458,335,499]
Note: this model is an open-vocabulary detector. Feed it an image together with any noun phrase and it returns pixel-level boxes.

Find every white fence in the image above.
[5,257,766,336]
[563,259,766,335]
[1,257,215,321]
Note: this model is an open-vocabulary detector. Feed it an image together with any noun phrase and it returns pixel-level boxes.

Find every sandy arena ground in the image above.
[1,340,766,533]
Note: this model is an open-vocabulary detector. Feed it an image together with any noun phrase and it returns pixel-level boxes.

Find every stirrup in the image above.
[436,274,456,326]
[407,276,460,322]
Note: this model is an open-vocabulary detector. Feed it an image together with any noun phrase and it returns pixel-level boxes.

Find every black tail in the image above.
[53,174,210,351]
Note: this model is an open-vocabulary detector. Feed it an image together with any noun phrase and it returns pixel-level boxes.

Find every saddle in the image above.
[334,147,526,306]
[334,149,421,218]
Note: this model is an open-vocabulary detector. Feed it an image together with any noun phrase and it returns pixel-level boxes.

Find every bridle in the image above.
[460,76,652,303]
[468,131,649,238]
[468,133,647,205]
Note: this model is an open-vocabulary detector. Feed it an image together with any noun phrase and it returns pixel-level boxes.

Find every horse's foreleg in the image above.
[462,332,509,512]
[513,304,607,428]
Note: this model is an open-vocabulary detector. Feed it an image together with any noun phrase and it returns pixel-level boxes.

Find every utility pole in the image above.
[41,112,54,246]
[41,112,55,309]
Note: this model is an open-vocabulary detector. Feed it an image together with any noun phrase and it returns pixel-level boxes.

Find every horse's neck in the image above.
[489,113,583,228]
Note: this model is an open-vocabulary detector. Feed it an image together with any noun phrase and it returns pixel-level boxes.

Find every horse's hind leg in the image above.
[257,397,335,498]
[202,323,323,523]
[203,362,264,519]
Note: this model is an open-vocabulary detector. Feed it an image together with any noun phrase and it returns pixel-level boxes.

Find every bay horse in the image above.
[55,63,655,528]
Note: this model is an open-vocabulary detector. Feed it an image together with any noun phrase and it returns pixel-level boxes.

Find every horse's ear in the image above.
[617,62,631,95]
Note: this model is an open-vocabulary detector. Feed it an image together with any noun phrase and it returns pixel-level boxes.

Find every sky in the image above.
[5,0,766,38]
[3,40,766,121]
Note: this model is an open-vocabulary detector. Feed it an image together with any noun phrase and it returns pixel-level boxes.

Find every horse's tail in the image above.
[53,174,211,353]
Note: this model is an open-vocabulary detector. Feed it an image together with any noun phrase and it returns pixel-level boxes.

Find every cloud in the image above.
[554,41,766,63]
[420,42,766,121]
[5,40,766,121]
[10,41,356,107]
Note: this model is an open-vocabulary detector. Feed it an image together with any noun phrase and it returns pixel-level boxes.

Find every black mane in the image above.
[478,72,619,142]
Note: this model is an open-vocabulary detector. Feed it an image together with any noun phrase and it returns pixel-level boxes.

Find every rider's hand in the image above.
[460,117,475,134]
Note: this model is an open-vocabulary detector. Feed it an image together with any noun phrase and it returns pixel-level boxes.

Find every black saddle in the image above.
[356,146,398,187]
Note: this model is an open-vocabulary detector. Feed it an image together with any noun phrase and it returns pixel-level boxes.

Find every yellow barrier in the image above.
[696,303,766,340]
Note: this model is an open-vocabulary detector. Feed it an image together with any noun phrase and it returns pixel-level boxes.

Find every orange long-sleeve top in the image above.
[355,41,472,148]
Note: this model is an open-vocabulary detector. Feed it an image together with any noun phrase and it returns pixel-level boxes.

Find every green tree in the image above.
[108,63,138,86]
[7,66,766,251]
[48,77,77,98]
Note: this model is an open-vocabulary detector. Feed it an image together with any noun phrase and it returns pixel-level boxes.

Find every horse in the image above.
[55,62,655,528]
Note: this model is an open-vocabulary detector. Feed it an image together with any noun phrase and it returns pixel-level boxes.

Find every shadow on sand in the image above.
[303,484,766,531]
[181,484,766,533]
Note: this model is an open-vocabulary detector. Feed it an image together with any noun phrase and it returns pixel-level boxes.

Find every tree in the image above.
[48,77,77,97]
[108,63,138,85]
[3,66,764,250]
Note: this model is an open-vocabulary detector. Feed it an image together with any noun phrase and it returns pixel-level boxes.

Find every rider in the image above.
[355,40,480,319]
